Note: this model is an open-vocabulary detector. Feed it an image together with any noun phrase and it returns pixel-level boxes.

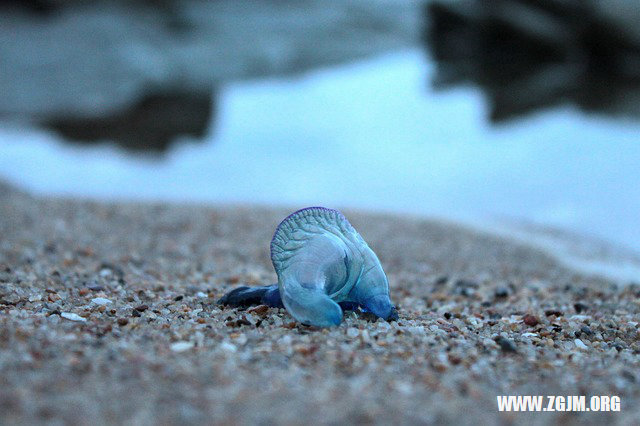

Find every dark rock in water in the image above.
[425,0,640,122]
[47,91,214,152]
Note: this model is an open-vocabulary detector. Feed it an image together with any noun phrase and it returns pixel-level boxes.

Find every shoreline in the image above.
[1,184,638,424]
[461,217,640,286]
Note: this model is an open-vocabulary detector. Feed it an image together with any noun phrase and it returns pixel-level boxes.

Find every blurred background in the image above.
[1,0,639,281]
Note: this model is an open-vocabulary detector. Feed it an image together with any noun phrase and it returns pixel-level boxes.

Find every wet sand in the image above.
[0,182,638,424]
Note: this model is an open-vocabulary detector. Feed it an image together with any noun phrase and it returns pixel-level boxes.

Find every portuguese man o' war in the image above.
[218,207,398,327]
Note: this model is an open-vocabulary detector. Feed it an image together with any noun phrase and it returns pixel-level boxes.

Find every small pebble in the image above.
[574,302,588,313]
[61,312,86,322]
[220,342,237,353]
[574,339,588,350]
[580,325,593,336]
[91,297,112,306]
[494,287,509,298]
[86,283,104,291]
[170,341,194,352]
[495,336,517,353]
[434,275,448,285]
[234,334,248,345]
[523,314,539,327]
[346,327,359,338]
[247,305,269,316]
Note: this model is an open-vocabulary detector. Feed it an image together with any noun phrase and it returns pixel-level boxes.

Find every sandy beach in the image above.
[1,182,638,425]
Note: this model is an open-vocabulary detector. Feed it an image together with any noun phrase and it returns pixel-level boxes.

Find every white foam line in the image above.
[462,217,640,285]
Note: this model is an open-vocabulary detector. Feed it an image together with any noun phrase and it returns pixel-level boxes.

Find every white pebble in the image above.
[377,322,391,330]
[574,339,588,350]
[196,291,208,298]
[395,381,413,395]
[346,327,360,338]
[91,297,112,306]
[220,342,237,353]
[244,313,257,325]
[170,341,194,352]
[61,312,86,322]
[570,315,590,321]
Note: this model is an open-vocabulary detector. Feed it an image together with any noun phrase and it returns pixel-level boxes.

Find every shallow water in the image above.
[1,49,639,281]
